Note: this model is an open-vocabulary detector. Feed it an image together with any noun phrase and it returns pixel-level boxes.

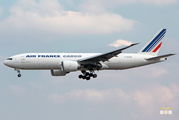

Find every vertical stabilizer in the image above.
[138,29,166,56]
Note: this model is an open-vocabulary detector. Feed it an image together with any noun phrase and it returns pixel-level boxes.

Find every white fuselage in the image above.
[4,53,165,71]
[3,29,173,79]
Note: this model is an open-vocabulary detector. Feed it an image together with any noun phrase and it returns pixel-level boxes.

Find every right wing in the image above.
[78,43,139,64]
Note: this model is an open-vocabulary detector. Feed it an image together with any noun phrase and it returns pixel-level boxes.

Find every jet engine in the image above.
[61,61,80,72]
[51,69,67,76]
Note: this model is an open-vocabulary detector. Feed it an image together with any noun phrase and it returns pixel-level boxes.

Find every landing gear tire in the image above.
[79,74,83,79]
[79,70,97,80]
[93,74,97,78]
[89,73,93,77]
[81,70,86,74]
[86,77,90,80]
[82,76,86,80]
[15,69,21,77]
[18,74,21,77]
[85,72,90,76]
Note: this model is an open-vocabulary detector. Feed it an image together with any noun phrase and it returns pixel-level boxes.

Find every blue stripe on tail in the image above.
[142,29,166,52]
[145,31,165,52]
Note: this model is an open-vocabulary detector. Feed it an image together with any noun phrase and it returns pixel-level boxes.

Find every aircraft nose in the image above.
[4,60,10,67]
[4,60,7,66]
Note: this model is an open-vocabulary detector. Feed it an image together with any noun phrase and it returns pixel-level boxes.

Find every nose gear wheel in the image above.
[15,68,21,77]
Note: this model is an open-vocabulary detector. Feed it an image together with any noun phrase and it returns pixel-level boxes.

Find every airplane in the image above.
[4,29,175,80]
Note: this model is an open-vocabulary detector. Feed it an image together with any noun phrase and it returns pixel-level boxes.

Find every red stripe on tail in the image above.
[153,42,162,52]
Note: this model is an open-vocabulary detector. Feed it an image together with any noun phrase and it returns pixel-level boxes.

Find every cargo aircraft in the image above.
[4,29,175,80]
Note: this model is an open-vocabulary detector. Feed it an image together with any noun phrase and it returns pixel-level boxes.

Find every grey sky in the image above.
[0,0,179,120]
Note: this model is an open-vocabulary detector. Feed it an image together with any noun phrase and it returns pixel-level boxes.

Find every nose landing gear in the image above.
[15,69,21,77]
[18,74,21,77]
[78,70,97,80]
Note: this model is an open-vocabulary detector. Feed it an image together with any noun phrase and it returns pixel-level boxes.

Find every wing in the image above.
[78,43,139,64]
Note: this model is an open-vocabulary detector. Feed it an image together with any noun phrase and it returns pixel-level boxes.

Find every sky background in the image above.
[0,0,179,120]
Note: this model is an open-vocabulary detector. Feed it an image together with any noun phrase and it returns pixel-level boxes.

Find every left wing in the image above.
[78,43,139,64]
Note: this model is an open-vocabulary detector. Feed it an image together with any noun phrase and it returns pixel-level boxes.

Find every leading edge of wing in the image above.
[78,43,139,64]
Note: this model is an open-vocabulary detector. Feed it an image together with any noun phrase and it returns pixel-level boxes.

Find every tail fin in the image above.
[138,29,166,56]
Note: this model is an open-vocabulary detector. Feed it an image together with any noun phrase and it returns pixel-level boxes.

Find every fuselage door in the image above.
[21,56,25,63]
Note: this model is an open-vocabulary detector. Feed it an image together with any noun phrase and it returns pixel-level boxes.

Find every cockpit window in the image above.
[7,58,13,60]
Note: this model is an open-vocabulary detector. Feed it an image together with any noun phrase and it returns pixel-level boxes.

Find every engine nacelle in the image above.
[61,61,80,72]
[100,62,109,70]
[51,70,67,76]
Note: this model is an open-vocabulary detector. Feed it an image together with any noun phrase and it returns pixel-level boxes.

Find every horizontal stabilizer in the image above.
[146,54,176,60]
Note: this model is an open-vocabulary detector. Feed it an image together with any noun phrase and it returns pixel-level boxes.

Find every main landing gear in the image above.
[78,70,97,80]
[15,69,21,77]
